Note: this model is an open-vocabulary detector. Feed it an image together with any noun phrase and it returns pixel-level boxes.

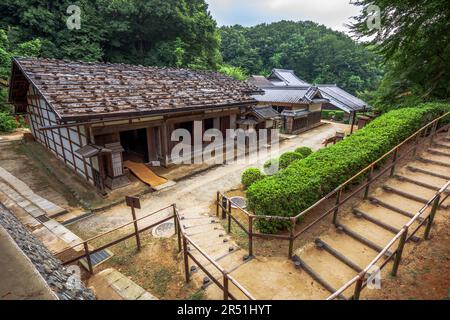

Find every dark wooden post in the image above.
[353,276,364,300]
[424,195,441,240]
[391,227,408,276]
[350,111,357,135]
[333,189,342,225]
[390,148,398,177]
[222,196,228,220]
[288,217,297,258]
[131,206,141,251]
[183,236,190,282]
[248,216,254,257]
[223,272,229,300]
[429,121,438,146]
[216,192,220,217]
[364,165,374,199]
[413,132,420,157]
[83,242,94,274]
[227,203,232,233]
[173,204,182,253]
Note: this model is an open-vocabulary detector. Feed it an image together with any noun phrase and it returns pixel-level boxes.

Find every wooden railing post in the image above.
[288,217,297,259]
[353,275,364,300]
[424,195,441,240]
[223,272,229,300]
[391,227,408,277]
[227,203,232,233]
[83,242,94,274]
[216,192,220,217]
[364,165,374,199]
[173,204,182,253]
[413,132,420,157]
[429,121,438,146]
[222,196,228,220]
[131,206,141,251]
[248,215,254,257]
[390,148,398,177]
[333,189,342,225]
[183,236,190,282]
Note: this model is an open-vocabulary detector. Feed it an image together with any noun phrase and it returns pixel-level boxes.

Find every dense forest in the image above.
[220,21,383,95]
[0,0,449,129]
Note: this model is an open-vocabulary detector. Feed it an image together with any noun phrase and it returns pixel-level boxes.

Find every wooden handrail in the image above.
[327,179,450,300]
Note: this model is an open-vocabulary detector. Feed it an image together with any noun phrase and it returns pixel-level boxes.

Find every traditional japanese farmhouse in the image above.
[248,70,328,134]
[249,69,370,130]
[8,57,261,193]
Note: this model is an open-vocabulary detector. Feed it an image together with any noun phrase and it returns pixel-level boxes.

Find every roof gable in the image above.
[268,69,310,87]
[318,85,369,112]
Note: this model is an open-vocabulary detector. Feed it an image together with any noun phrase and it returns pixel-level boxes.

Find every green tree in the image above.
[220,21,382,95]
[0,29,41,113]
[350,0,450,106]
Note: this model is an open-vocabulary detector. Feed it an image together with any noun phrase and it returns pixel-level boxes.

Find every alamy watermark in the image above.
[170,122,280,173]
[366,5,381,31]
[66,5,81,30]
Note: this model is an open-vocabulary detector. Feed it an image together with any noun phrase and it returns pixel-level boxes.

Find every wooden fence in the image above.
[56,203,254,300]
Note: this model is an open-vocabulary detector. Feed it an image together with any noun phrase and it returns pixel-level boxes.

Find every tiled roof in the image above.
[318,85,369,113]
[253,86,321,104]
[10,57,261,121]
[268,69,310,86]
[248,75,274,88]
[251,106,281,120]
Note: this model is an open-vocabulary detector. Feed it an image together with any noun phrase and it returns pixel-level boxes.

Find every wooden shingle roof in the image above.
[10,57,261,121]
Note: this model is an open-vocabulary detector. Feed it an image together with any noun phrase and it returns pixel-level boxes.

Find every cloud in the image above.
[205,0,362,33]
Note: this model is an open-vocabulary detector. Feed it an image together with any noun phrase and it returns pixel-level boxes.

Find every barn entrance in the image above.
[120,128,149,163]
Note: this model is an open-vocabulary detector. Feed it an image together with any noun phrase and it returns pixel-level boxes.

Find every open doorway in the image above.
[120,128,149,163]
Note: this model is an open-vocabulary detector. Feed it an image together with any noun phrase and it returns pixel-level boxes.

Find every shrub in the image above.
[263,158,280,175]
[322,109,345,121]
[279,152,304,170]
[295,147,313,158]
[0,112,19,132]
[241,168,265,188]
[246,103,450,234]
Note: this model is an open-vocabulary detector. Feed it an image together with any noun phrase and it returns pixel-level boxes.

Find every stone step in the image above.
[382,185,447,209]
[292,254,347,300]
[352,208,420,242]
[418,155,450,168]
[0,167,66,217]
[407,165,450,180]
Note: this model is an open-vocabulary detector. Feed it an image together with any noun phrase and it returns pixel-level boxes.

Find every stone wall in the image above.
[0,204,95,300]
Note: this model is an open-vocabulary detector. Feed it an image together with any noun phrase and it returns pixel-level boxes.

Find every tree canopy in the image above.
[350,0,450,107]
[220,21,383,95]
[0,0,221,69]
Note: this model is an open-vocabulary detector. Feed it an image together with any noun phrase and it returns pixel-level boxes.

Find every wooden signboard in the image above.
[125,196,141,209]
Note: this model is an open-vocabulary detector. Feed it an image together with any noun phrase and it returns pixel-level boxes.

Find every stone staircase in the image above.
[177,209,253,299]
[289,134,450,299]
[0,166,84,255]
[175,133,449,300]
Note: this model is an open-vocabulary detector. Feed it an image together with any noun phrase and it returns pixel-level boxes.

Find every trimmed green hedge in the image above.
[279,152,304,170]
[241,168,265,189]
[246,103,450,233]
[295,147,313,158]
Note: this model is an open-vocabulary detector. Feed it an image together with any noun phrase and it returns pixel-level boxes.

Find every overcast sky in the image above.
[205,0,362,33]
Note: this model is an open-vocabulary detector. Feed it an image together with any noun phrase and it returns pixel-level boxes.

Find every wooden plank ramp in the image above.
[124,161,168,187]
